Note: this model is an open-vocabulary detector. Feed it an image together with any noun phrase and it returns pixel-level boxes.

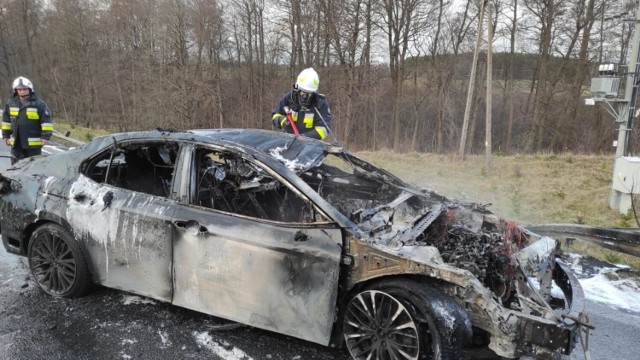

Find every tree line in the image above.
[0,0,637,154]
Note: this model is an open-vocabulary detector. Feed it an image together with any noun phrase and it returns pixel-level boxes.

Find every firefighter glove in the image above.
[282,120,293,133]
[273,115,287,129]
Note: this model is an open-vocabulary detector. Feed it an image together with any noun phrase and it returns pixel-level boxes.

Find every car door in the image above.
[170,145,343,346]
[68,141,179,301]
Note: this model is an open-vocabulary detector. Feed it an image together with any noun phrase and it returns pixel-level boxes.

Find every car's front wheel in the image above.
[28,223,91,298]
[343,279,471,360]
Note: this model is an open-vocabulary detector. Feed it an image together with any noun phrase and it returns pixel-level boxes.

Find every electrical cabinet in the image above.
[612,157,640,194]
[590,77,620,98]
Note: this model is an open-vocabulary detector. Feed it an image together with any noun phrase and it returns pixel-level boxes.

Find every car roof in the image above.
[89,128,331,169]
[88,128,356,229]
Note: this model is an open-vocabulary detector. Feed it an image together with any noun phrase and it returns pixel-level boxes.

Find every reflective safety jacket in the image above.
[2,93,53,149]
[272,91,332,140]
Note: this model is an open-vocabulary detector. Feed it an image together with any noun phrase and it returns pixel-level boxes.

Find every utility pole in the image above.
[485,2,493,171]
[589,0,640,213]
[459,0,487,160]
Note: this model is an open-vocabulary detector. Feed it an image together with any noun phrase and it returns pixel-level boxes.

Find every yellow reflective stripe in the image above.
[9,107,19,116]
[315,127,327,140]
[8,138,13,146]
[28,137,43,146]
[26,108,39,120]
[303,113,314,129]
[41,122,54,131]
[272,113,283,120]
[1,122,11,130]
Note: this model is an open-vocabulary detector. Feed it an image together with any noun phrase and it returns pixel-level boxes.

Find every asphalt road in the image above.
[0,142,639,359]
[0,252,353,360]
[569,301,640,360]
[5,234,639,360]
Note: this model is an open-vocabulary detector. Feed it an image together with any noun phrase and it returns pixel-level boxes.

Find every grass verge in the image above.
[55,122,112,142]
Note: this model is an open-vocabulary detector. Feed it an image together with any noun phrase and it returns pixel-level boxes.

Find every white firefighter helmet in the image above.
[295,68,319,93]
[12,76,34,91]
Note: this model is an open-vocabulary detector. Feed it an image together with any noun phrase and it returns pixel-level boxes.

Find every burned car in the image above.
[0,129,587,359]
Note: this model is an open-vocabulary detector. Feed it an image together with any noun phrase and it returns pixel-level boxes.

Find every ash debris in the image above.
[413,207,530,300]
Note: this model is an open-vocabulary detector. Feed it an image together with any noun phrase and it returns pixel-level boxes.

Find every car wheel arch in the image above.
[22,214,74,250]
[334,275,473,359]
[23,217,97,279]
[22,219,54,256]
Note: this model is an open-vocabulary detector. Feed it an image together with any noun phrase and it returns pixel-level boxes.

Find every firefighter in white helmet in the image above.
[2,76,53,164]
[272,67,332,140]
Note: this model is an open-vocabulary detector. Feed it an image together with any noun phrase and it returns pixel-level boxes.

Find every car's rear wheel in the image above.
[343,280,470,360]
[28,223,91,298]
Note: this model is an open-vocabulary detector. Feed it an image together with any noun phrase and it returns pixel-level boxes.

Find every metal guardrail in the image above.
[526,224,640,258]
[51,130,87,147]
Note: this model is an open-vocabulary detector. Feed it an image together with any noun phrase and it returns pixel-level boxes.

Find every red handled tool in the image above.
[283,106,300,136]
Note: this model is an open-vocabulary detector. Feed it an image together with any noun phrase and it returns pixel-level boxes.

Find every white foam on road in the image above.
[121,295,157,306]
[580,267,640,313]
[194,331,254,360]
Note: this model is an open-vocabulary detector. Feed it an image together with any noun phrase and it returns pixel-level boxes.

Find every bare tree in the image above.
[0,0,632,155]
[504,0,517,155]
[230,0,266,127]
[523,0,569,152]
[41,0,103,128]
[407,1,475,154]
[0,0,39,78]
[191,0,225,128]
[485,1,493,169]
[320,0,371,145]
[460,0,486,158]
[558,0,599,149]
[376,0,435,151]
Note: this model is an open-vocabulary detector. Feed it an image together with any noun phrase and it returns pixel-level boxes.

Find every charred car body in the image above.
[0,129,587,359]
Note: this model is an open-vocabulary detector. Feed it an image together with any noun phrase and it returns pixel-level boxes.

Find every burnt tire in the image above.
[343,279,471,360]
[28,223,91,298]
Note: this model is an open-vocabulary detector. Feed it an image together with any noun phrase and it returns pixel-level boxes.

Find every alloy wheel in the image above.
[30,230,77,295]
[344,290,420,360]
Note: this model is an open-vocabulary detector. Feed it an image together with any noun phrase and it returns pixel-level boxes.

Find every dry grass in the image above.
[55,122,112,142]
[357,151,623,227]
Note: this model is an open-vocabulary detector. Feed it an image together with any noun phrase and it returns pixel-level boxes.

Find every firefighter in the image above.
[272,67,332,140]
[2,77,53,164]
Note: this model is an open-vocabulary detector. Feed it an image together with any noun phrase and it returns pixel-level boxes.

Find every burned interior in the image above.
[82,141,178,197]
[81,142,320,223]
[192,147,319,223]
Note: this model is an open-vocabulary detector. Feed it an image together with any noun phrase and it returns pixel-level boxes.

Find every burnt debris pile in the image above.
[421,209,530,300]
